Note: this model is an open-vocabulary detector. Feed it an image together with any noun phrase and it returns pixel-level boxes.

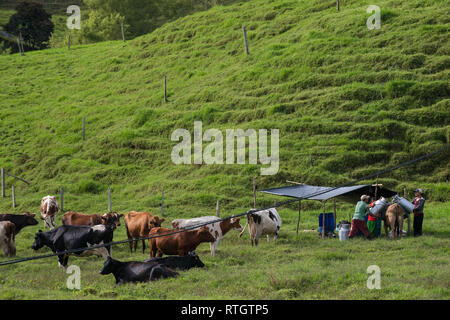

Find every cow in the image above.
[144,252,205,270]
[0,212,38,235]
[239,208,282,246]
[172,216,242,257]
[100,257,178,285]
[149,226,215,258]
[40,196,59,230]
[31,224,115,269]
[62,211,123,229]
[124,211,165,253]
[0,221,16,257]
[384,203,406,239]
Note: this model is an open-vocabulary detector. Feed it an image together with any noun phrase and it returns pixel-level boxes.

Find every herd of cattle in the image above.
[0,195,282,284]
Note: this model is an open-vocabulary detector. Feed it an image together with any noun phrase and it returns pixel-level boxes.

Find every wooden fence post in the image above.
[108,187,111,213]
[68,33,71,50]
[164,75,167,103]
[242,25,249,55]
[216,200,220,217]
[1,168,5,198]
[121,22,125,42]
[82,116,85,140]
[337,0,340,11]
[296,200,301,236]
[322,201,326,239]
[60,188,64,212]
[404,187,411,235]
[19,32,24,55]
[252,178,256,208]
[161,190,164,217]
[12,185,15,208]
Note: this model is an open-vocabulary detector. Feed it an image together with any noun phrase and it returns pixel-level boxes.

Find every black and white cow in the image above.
[143,252,205,270]
[239,208,282,246]
[100,257,178,284]
[31,224,114,269]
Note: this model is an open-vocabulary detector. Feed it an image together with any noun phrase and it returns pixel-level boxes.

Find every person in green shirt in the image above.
[348,195,372,239]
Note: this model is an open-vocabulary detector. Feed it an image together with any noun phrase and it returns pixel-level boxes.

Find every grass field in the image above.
[0,0,448,300]
[0,201,448,300]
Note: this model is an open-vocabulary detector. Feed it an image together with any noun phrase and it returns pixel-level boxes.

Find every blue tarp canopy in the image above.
[260,184,397,204]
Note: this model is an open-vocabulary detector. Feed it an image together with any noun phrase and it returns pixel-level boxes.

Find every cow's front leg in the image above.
[58,255,68,270]
[267,235,271,243]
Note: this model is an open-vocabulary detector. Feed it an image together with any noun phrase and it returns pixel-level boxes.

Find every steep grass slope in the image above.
[0,0,449,217]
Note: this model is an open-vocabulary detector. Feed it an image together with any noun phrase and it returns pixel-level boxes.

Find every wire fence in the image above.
[0,143,448,267]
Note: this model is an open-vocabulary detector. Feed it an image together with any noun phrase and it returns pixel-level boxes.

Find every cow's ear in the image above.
[160,218,165,223]
[119,214,124,217]
[31,213,36,217]
[38,230,42,233]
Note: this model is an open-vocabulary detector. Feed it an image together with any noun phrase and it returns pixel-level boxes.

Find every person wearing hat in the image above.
[411,188,425,237]
[348,195,373,239]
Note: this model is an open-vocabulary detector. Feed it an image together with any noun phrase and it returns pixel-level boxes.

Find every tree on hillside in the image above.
[0,0,54,53]
[80,0,245,43]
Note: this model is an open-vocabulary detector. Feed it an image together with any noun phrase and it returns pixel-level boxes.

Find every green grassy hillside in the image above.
[0,0,449,300]
[0,0,448,216]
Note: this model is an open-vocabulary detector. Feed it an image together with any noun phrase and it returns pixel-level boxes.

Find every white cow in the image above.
[239,208,282,246]
[172,216,243,257]
[40,195,59,230]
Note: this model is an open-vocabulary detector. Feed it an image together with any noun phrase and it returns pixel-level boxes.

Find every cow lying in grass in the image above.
[100,257,178,284]
[144,252,205,270]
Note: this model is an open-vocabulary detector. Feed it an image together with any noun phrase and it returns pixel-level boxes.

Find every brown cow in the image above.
[40,196,58,230]
[0,221,16,257]
[385,203,405,239]
[124,211,165,253]
[62,211,123,229]
[149,226,215,258]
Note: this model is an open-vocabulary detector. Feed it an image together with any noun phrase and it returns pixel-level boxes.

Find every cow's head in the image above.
[101,212,123,228]
[149,216,165,230]
[229,217,243,232]
[197,226,215,243]
[188,252,205,268]
[23,212,39,226]
[31,230,45,250]
[99,257,117,275]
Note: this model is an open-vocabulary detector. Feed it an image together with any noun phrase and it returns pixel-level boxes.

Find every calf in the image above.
[40,195,59,230]
[100,257,178,285]
[32,224,115,269]
[0,212,38,235]
[144,252,205,270]
[62,211,123,229]
[172,216,242,257]
[149,226,215,258]
[0,221,16,257]
[239,208,282,246]
[125,211,165,253]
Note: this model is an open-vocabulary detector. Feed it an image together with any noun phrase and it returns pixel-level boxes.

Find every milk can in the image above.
[370,197,388,215]
[393,195,415,213]
[338,222,350,241]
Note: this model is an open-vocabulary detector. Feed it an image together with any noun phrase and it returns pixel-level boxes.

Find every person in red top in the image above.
[411,188,425,237]
[367,198,380,237]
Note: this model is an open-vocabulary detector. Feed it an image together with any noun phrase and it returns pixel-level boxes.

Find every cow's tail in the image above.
[239,221,248,238]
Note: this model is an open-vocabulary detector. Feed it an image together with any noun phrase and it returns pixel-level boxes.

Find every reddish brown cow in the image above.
[149,226,215,258]
[62,211,123,229]
[0,221,16,257]
[124,211,165,253]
